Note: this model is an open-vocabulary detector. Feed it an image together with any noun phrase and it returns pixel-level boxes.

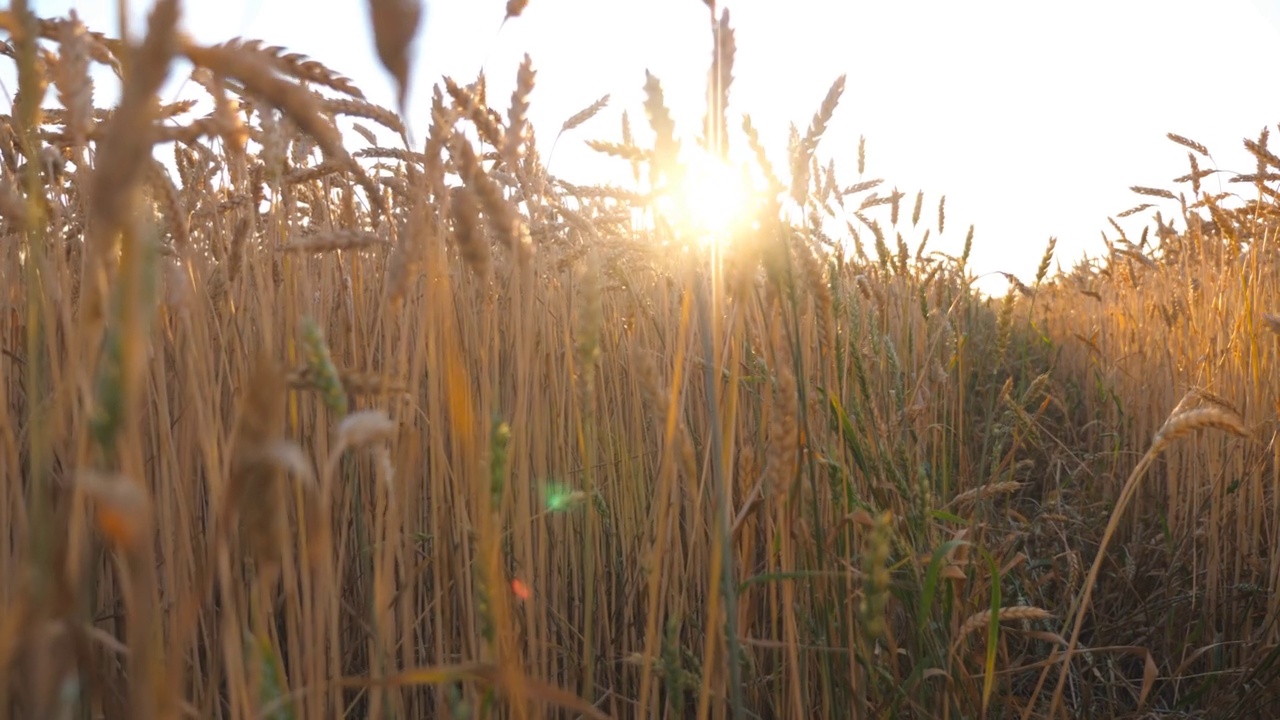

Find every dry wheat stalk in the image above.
[52,10,92,147]
[1051,403,1247,714]
[449,185,489,278]
[1167,132,1209,156]
[504,54,536,169]
[1150,407,1247,455]
[704,7,735,155]
[946,481,1024,510]
[278,229,386,253]
[215,37,366,99]
[449,134,529,266]
[182,39,385,221]
[146,158,189,251]
[85,0,179,266]
[367,0,421,115]
[560,94,609,135]
[956,606,1053,645]
[642,70,679,189]
[323,96,405,136]
[225,352,288,565]
[444,75,504,150]
[1130,185,1176,200]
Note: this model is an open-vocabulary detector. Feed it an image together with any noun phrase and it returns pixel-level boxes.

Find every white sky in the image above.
[13,0,1280,291]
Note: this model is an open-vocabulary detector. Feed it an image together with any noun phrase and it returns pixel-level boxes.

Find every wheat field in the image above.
[1,2,1278,718]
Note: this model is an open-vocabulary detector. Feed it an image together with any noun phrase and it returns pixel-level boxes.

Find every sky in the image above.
[11,0,1280,292]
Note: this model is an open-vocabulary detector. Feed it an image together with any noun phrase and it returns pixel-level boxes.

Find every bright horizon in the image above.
[14,0,1280,293]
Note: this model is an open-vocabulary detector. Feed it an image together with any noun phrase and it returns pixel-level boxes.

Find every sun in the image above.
[661,148,757,243]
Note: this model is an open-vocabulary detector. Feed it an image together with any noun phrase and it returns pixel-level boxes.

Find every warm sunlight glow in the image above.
[663,149,757,243]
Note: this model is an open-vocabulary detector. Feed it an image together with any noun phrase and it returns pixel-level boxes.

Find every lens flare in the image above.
[542,481,585,512]
[511,578,532,601]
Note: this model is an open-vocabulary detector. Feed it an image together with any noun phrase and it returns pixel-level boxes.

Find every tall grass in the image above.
[2,3,1276,719]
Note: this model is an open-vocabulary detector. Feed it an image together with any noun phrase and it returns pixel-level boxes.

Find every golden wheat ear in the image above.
[368,0,422,118]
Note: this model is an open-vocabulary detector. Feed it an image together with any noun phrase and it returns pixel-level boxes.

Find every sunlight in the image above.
[661,148,757,244]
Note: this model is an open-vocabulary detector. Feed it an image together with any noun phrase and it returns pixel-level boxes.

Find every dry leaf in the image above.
[1139,648,1158,710]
